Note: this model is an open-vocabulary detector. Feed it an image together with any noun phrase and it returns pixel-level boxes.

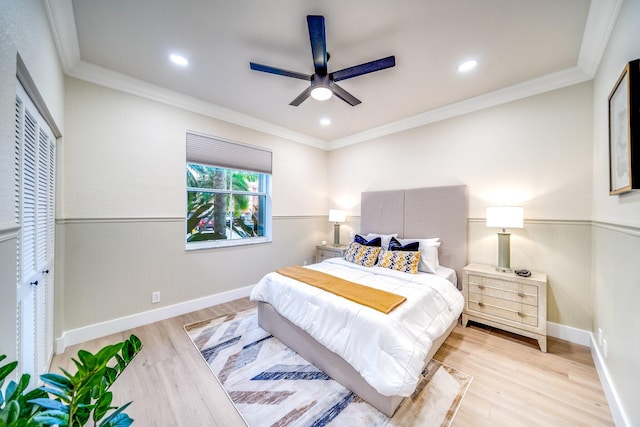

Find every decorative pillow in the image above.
[354,234,382,247]
[344,242,382,267]
[388,236,419,251]
[377,249,421,274]
[364,233,398,249]
[398,238,440,273]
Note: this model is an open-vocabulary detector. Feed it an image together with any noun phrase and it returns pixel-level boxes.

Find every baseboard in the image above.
[55,285,254,354]
[590,333,631,427]
[547,321,591,346]
[548,322,629,426]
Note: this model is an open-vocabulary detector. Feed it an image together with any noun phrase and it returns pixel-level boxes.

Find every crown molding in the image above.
[577,0,625,77]
[328,66,592,150]
[43,0,80,74]
[68,60,328,150]
[46,0,621,151]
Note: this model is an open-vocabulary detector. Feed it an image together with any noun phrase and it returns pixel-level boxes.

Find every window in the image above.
[186,132,272,249]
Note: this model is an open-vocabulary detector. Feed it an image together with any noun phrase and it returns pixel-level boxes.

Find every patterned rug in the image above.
[184,307,472,427]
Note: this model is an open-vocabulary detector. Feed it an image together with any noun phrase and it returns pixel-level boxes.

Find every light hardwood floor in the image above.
[51,298,614,426]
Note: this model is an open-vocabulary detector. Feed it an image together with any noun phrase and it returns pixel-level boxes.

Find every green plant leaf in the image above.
[0,360,18,382]
[71,358,88,379]
[92,391,113,422]
[37,387,69,402]
[94,344,122,366]
[33,409,69,425]
[77,350,97,372]
[114,354,125,372]
[4,381,16,403]
[27,398,68,413]
[104,367,117,386]
[97,402,132,427]
[2,400,19,424]
[7,374,31,401]
[99,412,133,427]
[128,335,142,354]
[39,373,72,391]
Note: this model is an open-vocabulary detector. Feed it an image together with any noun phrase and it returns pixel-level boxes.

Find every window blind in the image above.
[186,132,272,174]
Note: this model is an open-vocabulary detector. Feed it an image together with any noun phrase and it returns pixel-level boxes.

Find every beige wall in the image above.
[328,83,594,330]
[591,0,640,424]
[0,0,65,362]
[59,78,328,333]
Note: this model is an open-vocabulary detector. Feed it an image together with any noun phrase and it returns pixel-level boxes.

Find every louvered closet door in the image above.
[15,81,56,383]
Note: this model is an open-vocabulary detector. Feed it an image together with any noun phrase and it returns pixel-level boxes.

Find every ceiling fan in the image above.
[249,15,396,106]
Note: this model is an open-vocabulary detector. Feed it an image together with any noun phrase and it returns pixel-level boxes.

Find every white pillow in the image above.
[398,238,440,273]
[364,233,398,250]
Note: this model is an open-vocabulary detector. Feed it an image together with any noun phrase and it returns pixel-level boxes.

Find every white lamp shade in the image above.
[486,207,523,229]
[328,209,346,223]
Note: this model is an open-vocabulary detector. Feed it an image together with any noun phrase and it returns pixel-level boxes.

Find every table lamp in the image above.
[486,207,523,272]
[328,209,346,246]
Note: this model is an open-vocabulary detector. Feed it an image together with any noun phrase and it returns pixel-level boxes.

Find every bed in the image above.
[250,185,467,417]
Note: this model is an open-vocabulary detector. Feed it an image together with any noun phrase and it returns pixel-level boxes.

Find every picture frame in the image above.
[608,59,640,195]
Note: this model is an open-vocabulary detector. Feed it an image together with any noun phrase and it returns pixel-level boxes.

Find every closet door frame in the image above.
[15,80,56,381]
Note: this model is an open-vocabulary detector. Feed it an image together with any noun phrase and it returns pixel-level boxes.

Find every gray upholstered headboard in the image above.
[360,185,467,286]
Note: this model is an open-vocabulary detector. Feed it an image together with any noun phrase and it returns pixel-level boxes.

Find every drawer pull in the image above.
[517,292,524,297]
[517,311,524,317]
[477,284,485,289]
[478,302,484,307]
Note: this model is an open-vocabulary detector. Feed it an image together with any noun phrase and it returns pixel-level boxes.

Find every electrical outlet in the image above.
[597,328,603,346]
[152,291,160,304]
[603,339,608,359]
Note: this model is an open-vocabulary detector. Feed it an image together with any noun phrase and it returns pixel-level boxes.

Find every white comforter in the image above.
[249,258,464,397]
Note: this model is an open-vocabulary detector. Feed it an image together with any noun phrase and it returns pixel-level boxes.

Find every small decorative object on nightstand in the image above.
[315,245,348,263]
[462,263,548,352]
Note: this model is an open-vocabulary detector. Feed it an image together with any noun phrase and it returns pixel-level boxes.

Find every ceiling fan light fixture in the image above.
[311,86,333,101]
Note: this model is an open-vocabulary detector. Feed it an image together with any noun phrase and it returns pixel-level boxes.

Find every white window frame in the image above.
[185,132,272,251]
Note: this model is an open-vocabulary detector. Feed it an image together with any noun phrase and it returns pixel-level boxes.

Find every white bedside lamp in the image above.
[328,209,346,246]
[486,207,523,272]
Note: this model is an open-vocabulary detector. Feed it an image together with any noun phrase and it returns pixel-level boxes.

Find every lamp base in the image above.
[333,223,341,246]
[496,232,511,272]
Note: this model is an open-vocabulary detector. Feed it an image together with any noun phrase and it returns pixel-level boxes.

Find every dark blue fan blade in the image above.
[307,15,327,75]
[330,82,361,106]
[331,56,396,82]
[289,86,313,106]
[250,62,311,81]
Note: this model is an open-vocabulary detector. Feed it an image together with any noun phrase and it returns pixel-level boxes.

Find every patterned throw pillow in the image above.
[344,242,382,267]
[377,249,421,274]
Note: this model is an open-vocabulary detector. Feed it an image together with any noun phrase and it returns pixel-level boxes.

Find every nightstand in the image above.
[462,263,548,352]
[315,245,348,263]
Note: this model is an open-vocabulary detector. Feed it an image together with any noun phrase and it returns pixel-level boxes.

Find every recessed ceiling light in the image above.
[320,118,331,126]
[457,59,477,73]
[169,54,189,66]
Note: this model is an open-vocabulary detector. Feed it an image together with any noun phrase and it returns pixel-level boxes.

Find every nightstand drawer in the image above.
[315,245,348,263]
[462,263,547,352]
[468,275,538,306]
[468,292,538,327]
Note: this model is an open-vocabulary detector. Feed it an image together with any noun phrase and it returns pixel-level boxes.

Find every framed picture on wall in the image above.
[608,59,640,195]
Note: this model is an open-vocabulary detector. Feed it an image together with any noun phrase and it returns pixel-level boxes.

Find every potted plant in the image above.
[0,334,142,427]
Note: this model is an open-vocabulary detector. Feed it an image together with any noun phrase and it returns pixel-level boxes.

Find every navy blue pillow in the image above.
[354,234,382,247]
[388,236,420,251]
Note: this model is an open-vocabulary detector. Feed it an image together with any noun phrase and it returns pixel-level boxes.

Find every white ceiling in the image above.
[46,0,620,149]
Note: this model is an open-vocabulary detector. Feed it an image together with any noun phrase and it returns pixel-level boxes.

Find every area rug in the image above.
[185,308,472,427]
